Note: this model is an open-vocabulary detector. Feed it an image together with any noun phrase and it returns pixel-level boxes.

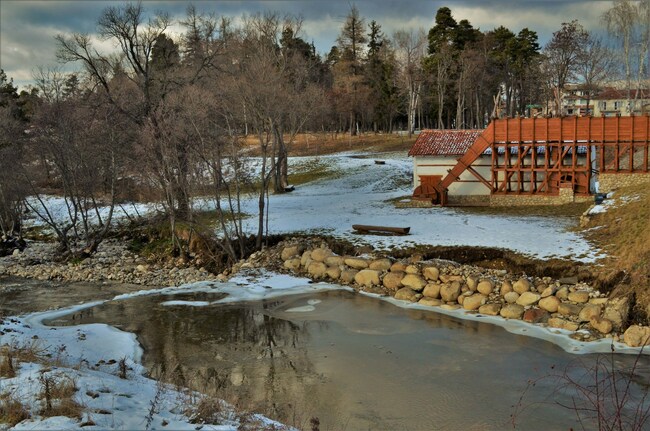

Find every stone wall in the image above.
[447,195,490,206]
[489,192,590,207]
[599,173,650,193]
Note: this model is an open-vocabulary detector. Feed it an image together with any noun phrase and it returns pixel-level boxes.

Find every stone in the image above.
[405,265,420,274]
[540,286,556,298]
[568,291,590,304]
[325,256,344,266]
[401,274,427,291]
[578,304,602,322]
[369,258,392,271]
[457,293,469,305]
[394,287,421,302]
[500,304,525,319]
[523,308,549,323]
[589,297,608,306]
[590,317,613,334]
[310,248,333,262]
[555,286,569,300]
[440,304,461,310]
[423,266,440,281]
[466,276,479,291]
[623,325,650,347]
[383,271,404,290]
[547,317,579,331]
[538,296,561,313]
[136,264,149,272]
[326,266,341,280]
[419,297,442,307]
[390,262,407,272]
[504,292,520,304]
[340,269,358,284]
[307,262,327,278]
[558,303,583,317]
[440,274,464,283]
[513,278,531,294]
[535,284,547,294]
[440,281,462,302]
[603,297,630,330]
[463,294,487,311]
[281,245,302,261]
[354,269,381,287]
[283,258,301,271]
[473,280,491,296]
[516,292,541,307]
[478,303,501,316]
[422,283,441,299]
[300,251,312,267]
[500,281,513,295]
[344,257,369,270]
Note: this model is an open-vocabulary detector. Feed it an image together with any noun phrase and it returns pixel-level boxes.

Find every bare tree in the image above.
[394,29,427,136]
[576,35,616,115]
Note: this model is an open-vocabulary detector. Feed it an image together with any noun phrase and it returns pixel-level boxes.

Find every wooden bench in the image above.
[352,224,410,236]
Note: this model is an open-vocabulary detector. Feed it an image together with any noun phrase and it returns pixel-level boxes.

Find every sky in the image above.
[0,0,614,89]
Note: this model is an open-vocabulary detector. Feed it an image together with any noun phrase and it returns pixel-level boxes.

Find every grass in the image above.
[38,373,83,420]
[0,392,29,427]
[455,201,593,218]
[583,181,650,322]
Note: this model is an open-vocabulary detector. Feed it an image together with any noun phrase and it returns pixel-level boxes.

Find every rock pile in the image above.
[277,240,645,346]
[0,240,212,287]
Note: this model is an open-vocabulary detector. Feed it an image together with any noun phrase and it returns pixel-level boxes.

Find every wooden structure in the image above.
[352,225,411,235]
[426,116,650,205]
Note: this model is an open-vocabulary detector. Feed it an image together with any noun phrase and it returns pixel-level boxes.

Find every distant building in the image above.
[591,88,650,117]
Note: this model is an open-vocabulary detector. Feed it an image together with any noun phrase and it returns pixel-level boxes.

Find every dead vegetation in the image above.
[0,391,29,427]
[583,181,650,324]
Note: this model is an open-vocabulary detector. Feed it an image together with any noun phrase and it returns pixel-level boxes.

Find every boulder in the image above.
[466,276,479,291]
[440,281,462,302]
[623,325,650,347]
[535,284,547,294]
[540,286,556,298]
[394,287,421,302]
[555,286,569,300]
[283,258,301,271]
[603,297,630,330]
[344,257,369,270]
[354,269,381,287]
[383,271,404,290]
[440,274,464,283]
[325,256,344,266]
[578,304,602,322]
[401,274,427,291]
[423,266,440,281]
[589,297,608,306]
[500,304,525,319]
[478,303,501,316]
[538,296,561,313]
[440,304,461,310]
[547,317,579,331]
[558,303,583,317]
[590,317,613,334]
[500,280,513,295]
[568,290,590,304]
[405,265,420,274]
[513,278,531,294]
[422,283,441,299]
[307,262,327,278]
[523,308,549,323]
[504,292,520,304]
[326,266,341,280]
[369,258,392,271]
[477,280,494,296]
[300,251,312,267]
[463,294,487,311]
[419,297,442,307]
[340,269,358,284]
[281,245,303,261]
[516,292,541,307]
[390,262,407,272]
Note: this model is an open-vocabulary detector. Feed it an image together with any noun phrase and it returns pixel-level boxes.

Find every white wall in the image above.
[413,155,492,196]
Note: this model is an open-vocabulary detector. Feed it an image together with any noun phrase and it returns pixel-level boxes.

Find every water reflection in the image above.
[48,290,650,430]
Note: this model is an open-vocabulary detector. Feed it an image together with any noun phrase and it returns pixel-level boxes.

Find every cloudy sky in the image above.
[1,0,613,89]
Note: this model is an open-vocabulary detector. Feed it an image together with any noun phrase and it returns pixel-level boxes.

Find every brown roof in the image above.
[408,129,483,157]
[594,88,650,100]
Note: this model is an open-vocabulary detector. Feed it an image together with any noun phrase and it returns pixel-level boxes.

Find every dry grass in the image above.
[0,392,30,426]
[38,373,83,420]
[242,132,416,157]
[583,181,650,321]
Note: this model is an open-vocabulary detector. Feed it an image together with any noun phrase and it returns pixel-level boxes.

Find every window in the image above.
[600,101,607,111]
[614,101,621,110]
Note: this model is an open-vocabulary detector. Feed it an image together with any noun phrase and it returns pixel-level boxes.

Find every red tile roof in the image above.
[408,129,484,157]
[594,88,650,100]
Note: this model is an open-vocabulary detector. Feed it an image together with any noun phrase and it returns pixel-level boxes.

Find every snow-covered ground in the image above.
[246,153,602,262]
